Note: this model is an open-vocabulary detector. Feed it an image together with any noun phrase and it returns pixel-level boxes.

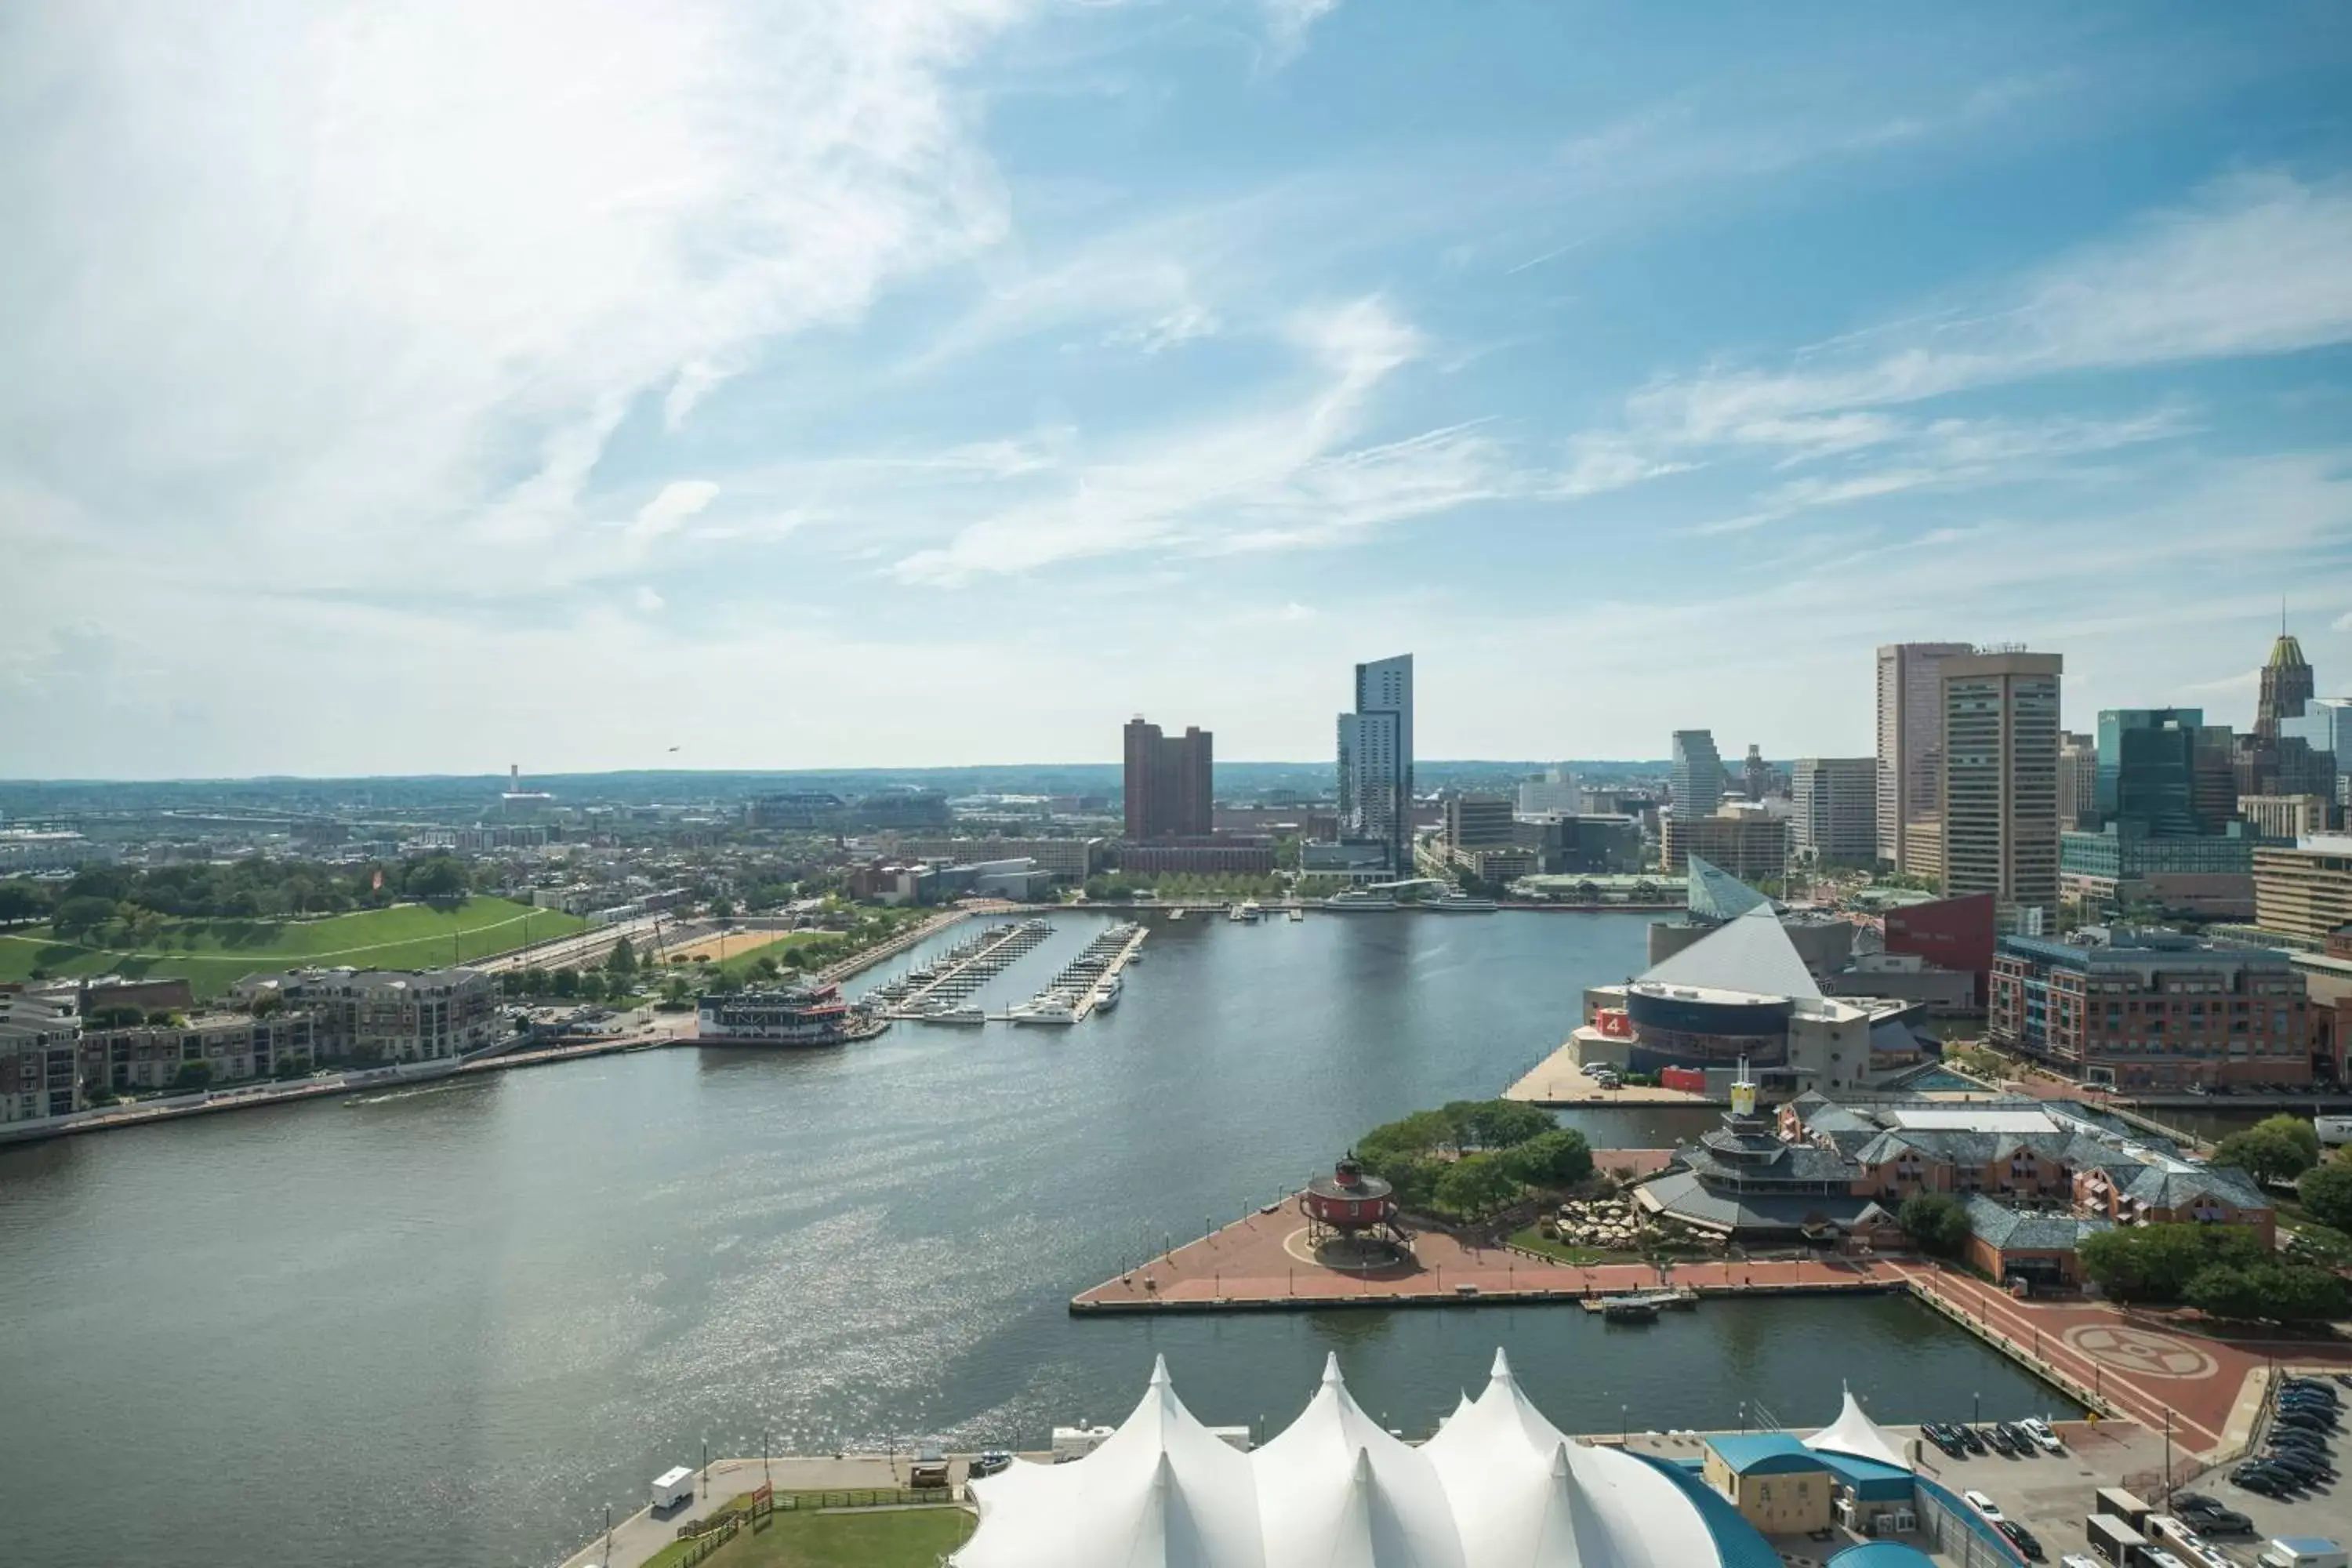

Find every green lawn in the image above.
[1506,1226,1644,1266]
[662,1507,973,1568]
[0,898,585,996]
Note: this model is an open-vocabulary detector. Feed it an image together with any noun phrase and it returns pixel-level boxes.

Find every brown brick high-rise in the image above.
[1123,717,1213,840]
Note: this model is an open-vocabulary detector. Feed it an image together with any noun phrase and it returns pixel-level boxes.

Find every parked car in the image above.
[1962,1489,2003,1520]
[1998,1421,2037,1454]
[1997,1519,2048,1562]
[2233,1465,2299,1497]
[2019,1417,2065,1454]
[1984,1425,2018,1457]
[1956,1424,1988,1455]
[971,1450,1013,1477]
[2178,1504,2255,1536]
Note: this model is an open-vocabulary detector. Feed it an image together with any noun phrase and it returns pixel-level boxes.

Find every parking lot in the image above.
[1913,1403,2352,1566]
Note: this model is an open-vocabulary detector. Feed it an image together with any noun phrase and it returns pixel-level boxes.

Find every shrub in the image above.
[1897,1192,1972,1257]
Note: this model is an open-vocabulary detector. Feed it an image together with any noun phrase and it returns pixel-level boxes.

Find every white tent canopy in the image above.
[960,1349,1744,1568]
[1802,1385,1914,1473]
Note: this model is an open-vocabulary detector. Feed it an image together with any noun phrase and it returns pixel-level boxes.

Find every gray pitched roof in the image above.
[1962,1194,2114,1252]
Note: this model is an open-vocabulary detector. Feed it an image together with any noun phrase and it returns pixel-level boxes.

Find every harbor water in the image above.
[0,911,2065,1568]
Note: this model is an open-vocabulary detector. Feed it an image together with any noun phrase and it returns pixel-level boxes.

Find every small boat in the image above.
[1288,906,1303,921]
[1227,901,1261,924]
[1600,1298,1660,1323]
[935,1006,987,1025]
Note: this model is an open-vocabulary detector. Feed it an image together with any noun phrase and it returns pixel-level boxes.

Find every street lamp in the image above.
[1973,1391,1981,1427]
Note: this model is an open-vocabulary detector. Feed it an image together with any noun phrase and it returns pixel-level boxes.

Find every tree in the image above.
[2214,1122,2318,1186]
[249,990,286,1019]
[1433,1153,1522,1220]
[1897,1192,1973,1258]
[662,975,693,1007]
[1501,1128,1594,1189]
[50,895,119,942]
[401,856,470,900]
[2300,1162,2352,1232]
[606,936,637,975]
[171,1060,215,1091]
[88,1005,145,1030]
[2078,1222,2268,1302]
[2257,1114,2323,1168]
[550,967,580,1000]
[1446,1099,1556,1151]
[2187,1261,2348,1323]
[0,880,49,924]
[143,1009,182,1027]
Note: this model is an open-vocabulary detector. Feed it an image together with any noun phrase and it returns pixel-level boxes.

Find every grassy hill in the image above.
[0,898,586,998]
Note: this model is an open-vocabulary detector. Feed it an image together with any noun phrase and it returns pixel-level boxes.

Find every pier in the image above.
[873,919,1052,1019]
[1501,1037,1719,1105]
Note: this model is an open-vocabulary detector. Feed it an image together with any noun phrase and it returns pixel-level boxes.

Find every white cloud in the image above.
[890,296,1516,582]
[1616,172,2352,463]
[1260,0,1340,65]
[633,586,668,613]
[0,0,1033,600]
[630,480,722,543]
[1102,302,1221,354]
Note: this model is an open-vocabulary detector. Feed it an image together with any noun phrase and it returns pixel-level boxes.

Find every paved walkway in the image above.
[557,1454,970,1568]
[1071,1196,1904,1309]
[1502,1040,1719,1105]
[1889,1259,2352,1457]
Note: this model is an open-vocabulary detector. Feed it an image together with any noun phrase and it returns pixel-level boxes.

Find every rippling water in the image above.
[0,912,2064,1567]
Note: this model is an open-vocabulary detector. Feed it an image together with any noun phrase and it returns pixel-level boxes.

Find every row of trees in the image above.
[9,855,488,941]
[2073,1220,2348,1321]
[1356,1100,1594,1221]
[1083,872,1287,902]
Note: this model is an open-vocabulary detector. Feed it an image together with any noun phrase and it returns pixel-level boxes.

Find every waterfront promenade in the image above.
[554,1454,970,1568]
[1071,1196,2352,1465]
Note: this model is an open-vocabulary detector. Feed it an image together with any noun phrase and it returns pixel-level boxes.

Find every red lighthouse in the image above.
[1301,1152,1403,1248]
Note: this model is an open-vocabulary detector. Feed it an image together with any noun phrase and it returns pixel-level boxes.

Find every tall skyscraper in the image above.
[2281,699,2351,807]
[1790,757,1878,864]
[2056,732,2097,831]
[2095,708,2207,837]
[1940,650,2063,923]
[1338,654,1414,871]
[1122,717,1213,840]
[2258,626,2315,739]
[1740,744,1772,801]
[2192,724,2240,828]
[1516,767,1580,816]
[1669,730,1723,817]
[1875,641,1973,869]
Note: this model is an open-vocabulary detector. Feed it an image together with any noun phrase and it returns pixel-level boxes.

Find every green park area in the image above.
[651,1504,973,1568]
[0,898,584,998]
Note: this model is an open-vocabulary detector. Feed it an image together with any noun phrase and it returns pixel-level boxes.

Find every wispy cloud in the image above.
[890,296,1522,582]
[1260,0,1340,66]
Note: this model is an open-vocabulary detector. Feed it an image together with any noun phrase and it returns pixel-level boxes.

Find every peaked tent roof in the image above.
[960,1348,1757,1568]
[1802,1387,1913,1473]
[1686,855,1770,922]
[1639,903,1823,1001]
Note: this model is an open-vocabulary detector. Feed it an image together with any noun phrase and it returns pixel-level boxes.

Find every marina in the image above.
[1007,920,1147,1023]
[871,918,1054,1020]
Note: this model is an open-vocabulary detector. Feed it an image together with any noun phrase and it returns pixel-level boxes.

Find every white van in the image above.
[2259,1539,2349,1568]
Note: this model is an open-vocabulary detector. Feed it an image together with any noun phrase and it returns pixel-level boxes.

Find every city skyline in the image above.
[6,4,2352,777]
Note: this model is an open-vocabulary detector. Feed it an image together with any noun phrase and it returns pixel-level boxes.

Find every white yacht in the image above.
[1009,999,1077,1026]
[1091,974,1123,1011]
[1323,890,1399,911]
[1227,901,1261,923]
[1428,891,1498,913]
[935,1005,987,1025]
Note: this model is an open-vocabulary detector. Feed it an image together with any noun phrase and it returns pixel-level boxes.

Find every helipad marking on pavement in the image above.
[2062,1323,2218,1381]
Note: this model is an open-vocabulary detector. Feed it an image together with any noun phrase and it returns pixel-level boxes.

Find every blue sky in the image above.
[5,0,2352,777]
